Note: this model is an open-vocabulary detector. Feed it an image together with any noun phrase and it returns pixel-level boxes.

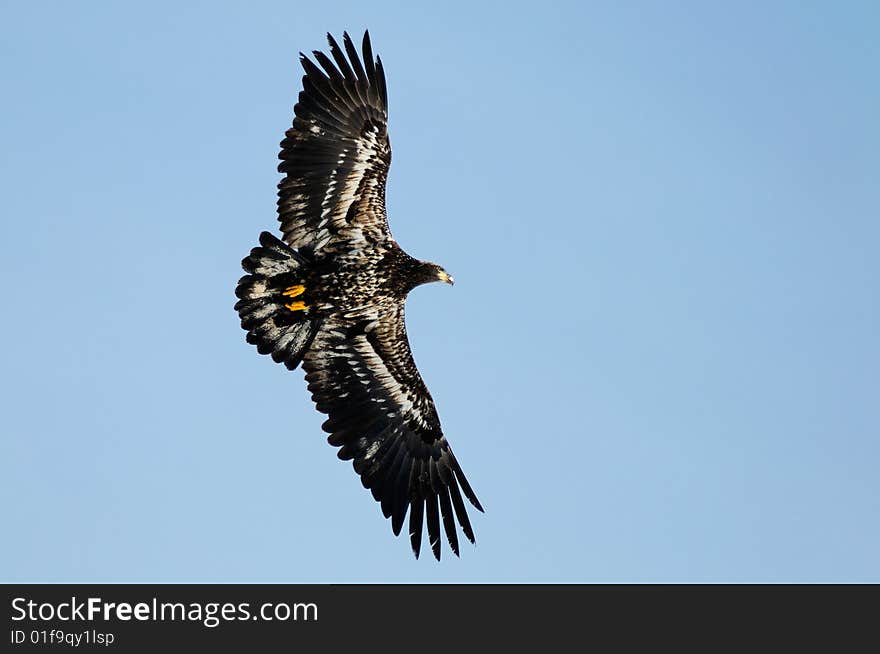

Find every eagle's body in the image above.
[306,244,436,311]
[234,31,482,560]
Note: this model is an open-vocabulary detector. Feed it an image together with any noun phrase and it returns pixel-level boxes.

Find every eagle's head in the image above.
[403,259,454,294]
[423,262,454,286]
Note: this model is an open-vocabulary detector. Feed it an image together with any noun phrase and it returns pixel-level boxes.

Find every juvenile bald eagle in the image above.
[234,31,483,560]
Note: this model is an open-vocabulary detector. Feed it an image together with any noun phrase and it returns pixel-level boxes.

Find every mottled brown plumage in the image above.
[234,31,482,560]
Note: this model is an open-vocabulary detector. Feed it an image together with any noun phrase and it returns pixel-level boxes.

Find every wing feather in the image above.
[425,487,441,561]
[438,482,460,557]
[343,31,368,84]
[408,462,425,558]
[327,33,356,82]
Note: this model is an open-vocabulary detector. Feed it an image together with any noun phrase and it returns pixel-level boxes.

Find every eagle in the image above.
[234,31,483,560]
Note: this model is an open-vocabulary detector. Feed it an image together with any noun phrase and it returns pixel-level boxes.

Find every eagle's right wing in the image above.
[301,308,483,560]
[277,31,392,257]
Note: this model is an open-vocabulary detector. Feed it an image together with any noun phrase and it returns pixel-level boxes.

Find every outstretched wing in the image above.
[302,307,483,560]
[277,31,392,257]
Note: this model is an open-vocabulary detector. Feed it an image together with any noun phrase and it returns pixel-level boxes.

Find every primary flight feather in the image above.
[234,31,483,560]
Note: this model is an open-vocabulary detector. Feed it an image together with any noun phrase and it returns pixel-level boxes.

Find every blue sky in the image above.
[1,1,878,582]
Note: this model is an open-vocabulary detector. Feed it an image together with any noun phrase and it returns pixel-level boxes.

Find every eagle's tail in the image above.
[234,232,320,370]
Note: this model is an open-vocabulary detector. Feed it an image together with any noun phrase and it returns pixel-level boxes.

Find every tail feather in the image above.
[235,232,320,370]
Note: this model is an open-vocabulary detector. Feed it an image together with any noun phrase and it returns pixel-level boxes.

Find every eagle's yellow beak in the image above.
[437,270,454,285]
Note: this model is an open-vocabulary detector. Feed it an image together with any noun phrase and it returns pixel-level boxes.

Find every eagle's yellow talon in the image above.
[282,284,306,298]
[285,301,308,312]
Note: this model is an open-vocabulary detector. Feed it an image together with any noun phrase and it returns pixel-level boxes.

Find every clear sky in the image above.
[2,1,878,582]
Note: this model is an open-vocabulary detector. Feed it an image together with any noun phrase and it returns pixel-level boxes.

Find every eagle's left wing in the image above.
[301,307,483,560]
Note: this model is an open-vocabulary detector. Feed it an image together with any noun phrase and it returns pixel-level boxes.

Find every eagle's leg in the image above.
[282,285,309,312]
[282,284,306,298]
